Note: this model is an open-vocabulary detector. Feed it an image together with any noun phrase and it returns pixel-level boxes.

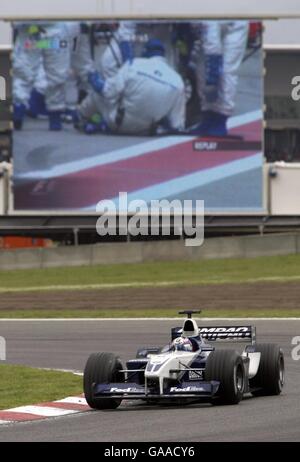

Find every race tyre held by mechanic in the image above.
[83,352,124,409]
[205,349,245,405]
[249,343,285,396]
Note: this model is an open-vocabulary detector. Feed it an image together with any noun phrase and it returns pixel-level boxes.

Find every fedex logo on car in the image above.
[170,386,204,392]
[110,387,141,393]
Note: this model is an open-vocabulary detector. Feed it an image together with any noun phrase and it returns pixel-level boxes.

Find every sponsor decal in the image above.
[170,386,204,393]
[199,326,251,337]
[110,387,143,393]
[146,363,155,372]
[146,356,169,373]
[23,38,68,50]
[173,326,252,341]
[199,326,249,333]
[189,370,203,380]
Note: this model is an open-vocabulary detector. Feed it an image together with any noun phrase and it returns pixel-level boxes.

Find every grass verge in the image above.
[0,364,82,410]
[1,254,300,290]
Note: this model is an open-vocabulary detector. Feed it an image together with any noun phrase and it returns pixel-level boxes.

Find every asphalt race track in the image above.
[0,319,299,441]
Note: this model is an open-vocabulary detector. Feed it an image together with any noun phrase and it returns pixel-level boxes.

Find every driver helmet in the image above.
[172,337,193,352]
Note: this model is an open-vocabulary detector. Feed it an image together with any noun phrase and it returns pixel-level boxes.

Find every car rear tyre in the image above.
[83,352,124,410]
[205,350,245,405]
[249,343,284,396]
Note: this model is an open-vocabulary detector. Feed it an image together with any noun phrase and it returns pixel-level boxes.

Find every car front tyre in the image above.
[205,349,245,405]
[83,352,124,410]
[249,343,285,396]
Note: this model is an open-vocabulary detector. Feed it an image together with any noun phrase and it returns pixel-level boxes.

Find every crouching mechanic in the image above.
[76,38,186,135]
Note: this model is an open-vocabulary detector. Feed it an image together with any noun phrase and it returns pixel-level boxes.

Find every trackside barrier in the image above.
[0,232,300,270]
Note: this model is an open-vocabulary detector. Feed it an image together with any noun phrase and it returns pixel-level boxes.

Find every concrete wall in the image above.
[0,233,299,270]
[269,163,300,215]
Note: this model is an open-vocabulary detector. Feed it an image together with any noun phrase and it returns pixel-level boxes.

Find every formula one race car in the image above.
[83,311,285,409]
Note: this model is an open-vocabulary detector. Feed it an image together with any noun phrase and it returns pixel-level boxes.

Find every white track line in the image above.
[15,110,262,181]
[108,153,262,208]
[0,281,187,293]
[227,110,262,128]
[15,136,194,180]
[0,396,90,424]
[1,273,300,294]
[55,397,87,405]
[8,405,78,417]
[37,367,83,376]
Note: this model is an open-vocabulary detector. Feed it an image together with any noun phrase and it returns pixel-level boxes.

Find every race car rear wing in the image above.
[172,325,256,344]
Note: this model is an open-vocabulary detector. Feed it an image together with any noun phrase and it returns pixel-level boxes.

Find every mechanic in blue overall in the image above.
[189,20,249,137]
[76,38,186,135]
[13,22,69,131]
[72,21,135,133]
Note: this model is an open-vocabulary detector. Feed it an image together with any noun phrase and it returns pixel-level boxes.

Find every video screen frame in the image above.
[11,19,265,214]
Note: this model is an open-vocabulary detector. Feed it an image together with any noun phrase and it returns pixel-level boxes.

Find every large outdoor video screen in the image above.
[12,20,264,212]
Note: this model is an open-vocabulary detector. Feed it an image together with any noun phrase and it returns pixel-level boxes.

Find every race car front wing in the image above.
[93,380,220,400]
